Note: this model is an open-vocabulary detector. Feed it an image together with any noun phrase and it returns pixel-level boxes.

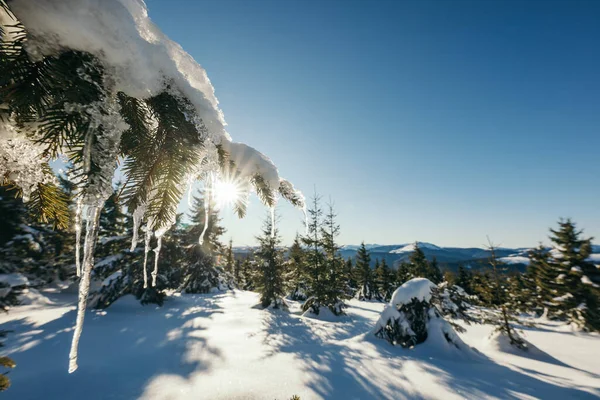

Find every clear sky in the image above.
[145,0,600,248]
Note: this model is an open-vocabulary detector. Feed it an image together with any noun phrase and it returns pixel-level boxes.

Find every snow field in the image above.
[0,290,599,399]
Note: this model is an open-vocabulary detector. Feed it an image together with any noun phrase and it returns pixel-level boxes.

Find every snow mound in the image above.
[374,278,476,356]
[17,288,53,306]
[389,242,440,254]
[483,331,552,361]
[0,273,29,288]
[302,306,346,322]
[389,278,437,307]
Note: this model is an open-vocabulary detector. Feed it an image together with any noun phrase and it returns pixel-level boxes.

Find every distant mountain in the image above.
[389,242,441,254]
[236,242,599,273]
[340,244,383,251]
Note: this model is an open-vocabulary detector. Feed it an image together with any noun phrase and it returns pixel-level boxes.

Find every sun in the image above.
[213,178,241,209]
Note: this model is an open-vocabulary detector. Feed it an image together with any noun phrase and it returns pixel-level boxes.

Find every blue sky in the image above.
[146,0,600,248]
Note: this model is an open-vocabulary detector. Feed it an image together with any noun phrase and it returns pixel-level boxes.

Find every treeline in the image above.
[1,182,599,333]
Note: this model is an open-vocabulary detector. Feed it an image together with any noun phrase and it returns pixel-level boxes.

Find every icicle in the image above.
[142,227,152,288]
[302,206,308,236]
[130,205,145,251]
[199,179,211,245]
[270,206,275,238]
[68,204,103,374]
[152,236,162,287]
[74,198,83,277]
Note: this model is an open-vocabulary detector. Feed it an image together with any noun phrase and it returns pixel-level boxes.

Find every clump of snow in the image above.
[389,278,437,308]
[220,141,280,191]
[0,273,29,288]
[10,0,227,139]
[553,293,573,302]
[101,271,123,287]
[581,276,599,287]
[0,133,56,202]
[389,242,440,254]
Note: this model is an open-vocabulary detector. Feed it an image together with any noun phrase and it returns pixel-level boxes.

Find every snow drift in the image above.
[374,278,473,354]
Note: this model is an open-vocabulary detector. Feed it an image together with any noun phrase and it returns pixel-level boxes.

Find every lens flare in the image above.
[214,178,241,209]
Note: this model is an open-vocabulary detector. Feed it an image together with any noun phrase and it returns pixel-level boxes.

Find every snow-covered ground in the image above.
[1,290,599,399]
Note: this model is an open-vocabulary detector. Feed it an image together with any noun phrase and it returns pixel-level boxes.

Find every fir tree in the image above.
[396,262,411,286]
[483,240,527,350]
[179,190,230,294]
[254,211,287,309]
[240,257,255,291]
[233,258,243,288]
[301,195,346,315]
[375,258,394,301]
[287,234,308,300]
[224,239,235,278]
[320,202,348,312]
[408,244,429,279]
[529,219,599,330]
[354,242,375,300]
[427,256,443,284]
[344,257,357,296]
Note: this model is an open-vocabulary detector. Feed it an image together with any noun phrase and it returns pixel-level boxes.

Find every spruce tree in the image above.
[233,258,243,288]
[253,211,287,309]
[179,191,229,293]
[301,195,346,315]
[240,257,255,291]
[375,258,394,301]
[354,242,375,300]
[344,257,357,296]
[483,241,527,350]
[396,261,411,286]
[408,244,429,279]
[224,239,235,281]
[320,202,348,313]
[529,219,599,330]
[287,234,308,300]
[427,256,443,284]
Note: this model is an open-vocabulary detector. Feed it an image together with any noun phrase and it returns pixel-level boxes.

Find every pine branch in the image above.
[28,181,71,230]
[251,173,275,207]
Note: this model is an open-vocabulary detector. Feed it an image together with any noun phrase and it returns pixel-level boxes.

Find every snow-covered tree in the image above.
[354,242,375,300]
[224,239,235,279]
[374,278,470,351]
[528,219,599,331]
[301,195,347,316]
[253,211,287,309]
[482,241,527,350]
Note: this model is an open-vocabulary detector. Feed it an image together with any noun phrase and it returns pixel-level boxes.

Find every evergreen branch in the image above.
[278,178,304,208]
[251,173,275,207]
[117,92,151,156]
[28,181,70,230]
